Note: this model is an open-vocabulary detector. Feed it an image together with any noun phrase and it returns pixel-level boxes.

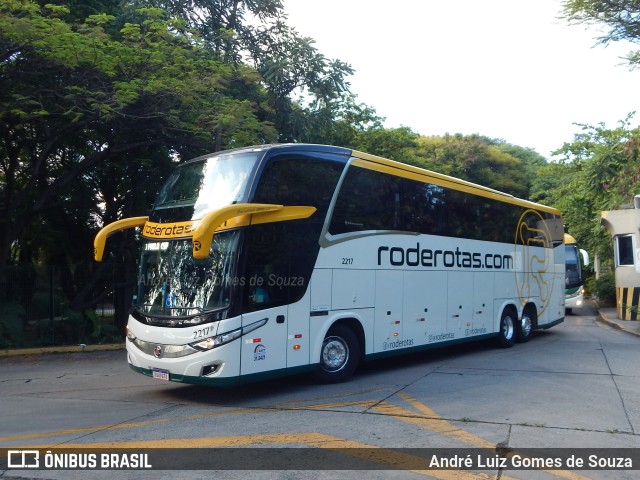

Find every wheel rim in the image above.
[521,314,532,337]
[321,336,349,372]
[503,315,515,340]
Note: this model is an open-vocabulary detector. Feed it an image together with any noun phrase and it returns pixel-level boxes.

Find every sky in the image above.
[283,0,640,159]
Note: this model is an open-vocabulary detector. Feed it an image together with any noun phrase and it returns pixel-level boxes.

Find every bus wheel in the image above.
[516,309,535,343]
[313,324,360,383]
[497,309,516,348]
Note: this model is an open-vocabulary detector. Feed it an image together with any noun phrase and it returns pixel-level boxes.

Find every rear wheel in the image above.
[313,324,360,383]
[497,308,516,348]
[516,309,535,343]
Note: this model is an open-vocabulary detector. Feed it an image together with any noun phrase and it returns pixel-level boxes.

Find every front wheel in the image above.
[313,324,360,383]
[497,309,516,348]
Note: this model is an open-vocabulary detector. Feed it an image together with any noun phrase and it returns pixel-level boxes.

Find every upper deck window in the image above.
[154,152,260,220]
[328,164,561,245]
[252,156,344,220]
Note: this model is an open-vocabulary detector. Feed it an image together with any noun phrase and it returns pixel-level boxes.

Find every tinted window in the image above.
[241,222,319,312]
[329,165,560,245]
[253,156,344,220]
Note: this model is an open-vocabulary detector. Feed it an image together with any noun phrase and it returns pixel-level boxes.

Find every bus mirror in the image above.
[191,203,317,259]
[192,204,283,259]
[94,216,149,262]
[580,248,590,267]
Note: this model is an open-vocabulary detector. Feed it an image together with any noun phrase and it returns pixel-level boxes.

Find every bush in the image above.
[0,302,26,348]
[587,271,616,307]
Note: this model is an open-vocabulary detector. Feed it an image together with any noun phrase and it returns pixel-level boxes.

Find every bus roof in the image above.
[564,233,577,244]
[178,143,561,216]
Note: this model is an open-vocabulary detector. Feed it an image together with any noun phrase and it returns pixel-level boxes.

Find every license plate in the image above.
[152,368,170,381]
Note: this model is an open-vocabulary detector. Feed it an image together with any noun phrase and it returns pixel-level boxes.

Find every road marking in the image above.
[372,393,590,480]
[0,391,594,479]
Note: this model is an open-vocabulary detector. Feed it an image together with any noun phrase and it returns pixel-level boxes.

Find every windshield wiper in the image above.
[155,199,195,208]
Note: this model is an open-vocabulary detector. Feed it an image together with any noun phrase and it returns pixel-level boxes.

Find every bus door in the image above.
[240,306,288,376]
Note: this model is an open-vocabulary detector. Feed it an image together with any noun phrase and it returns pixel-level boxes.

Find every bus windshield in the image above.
[565,243,583,290]
[134,231,240,317]
[154,151,260,219]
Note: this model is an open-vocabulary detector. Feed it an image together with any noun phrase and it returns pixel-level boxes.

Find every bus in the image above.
[94,144,565,386]
[564,233,590,313]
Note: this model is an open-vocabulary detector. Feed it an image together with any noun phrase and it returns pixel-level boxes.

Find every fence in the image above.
[0,263,132,349]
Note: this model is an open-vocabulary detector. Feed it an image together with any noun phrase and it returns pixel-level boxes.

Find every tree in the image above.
[563,0,640,67]
[135,0,355,140]
[545,115,640,261]
[411,134,530,198]
[494,142,548,199]
[0,1,275,321]
[285,93,384,147]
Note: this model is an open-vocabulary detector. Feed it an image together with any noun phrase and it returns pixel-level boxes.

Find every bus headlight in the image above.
[189,317,268,351]
[190,328,242,351]
[126,326,136,342]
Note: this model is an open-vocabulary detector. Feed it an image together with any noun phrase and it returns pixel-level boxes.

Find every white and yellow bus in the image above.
[564,233,590,313]
[94,144,565,386]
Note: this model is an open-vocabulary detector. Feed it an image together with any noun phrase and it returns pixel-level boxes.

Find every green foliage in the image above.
[411,134,530,197]
[351,127,420,164]
[547,115,640,261]
[133,0,355,140]
[34,309,86,347]
[496,143,548,198]
[0,302,25,348]
[285,93,383,145]
[586,270,616,307]
[0,0,277,276]
[562,0,640,68]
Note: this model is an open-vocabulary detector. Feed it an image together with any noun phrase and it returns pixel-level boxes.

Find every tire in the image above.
[313,324,360,383]
[516,309,535,343]
[497,308,516,348]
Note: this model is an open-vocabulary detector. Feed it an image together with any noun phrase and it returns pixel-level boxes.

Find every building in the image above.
[600,196,640,320]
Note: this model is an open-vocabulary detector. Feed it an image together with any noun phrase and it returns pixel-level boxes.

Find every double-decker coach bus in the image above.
[94,144,565,386]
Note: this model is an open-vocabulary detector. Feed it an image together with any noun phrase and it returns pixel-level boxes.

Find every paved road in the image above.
[1,301,639,479]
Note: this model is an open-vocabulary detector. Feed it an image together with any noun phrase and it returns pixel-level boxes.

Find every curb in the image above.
[596,311,640,338]
[0,343,125,357]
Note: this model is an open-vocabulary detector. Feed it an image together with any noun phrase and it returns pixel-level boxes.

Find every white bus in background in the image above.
[564,233,590,313]
[94,144,566,386]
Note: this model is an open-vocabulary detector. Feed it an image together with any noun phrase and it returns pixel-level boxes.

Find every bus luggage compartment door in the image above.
[374,270,404,353]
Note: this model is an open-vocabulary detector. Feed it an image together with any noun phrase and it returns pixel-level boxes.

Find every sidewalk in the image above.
[0,342,124,357]
[597,307,640,337]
